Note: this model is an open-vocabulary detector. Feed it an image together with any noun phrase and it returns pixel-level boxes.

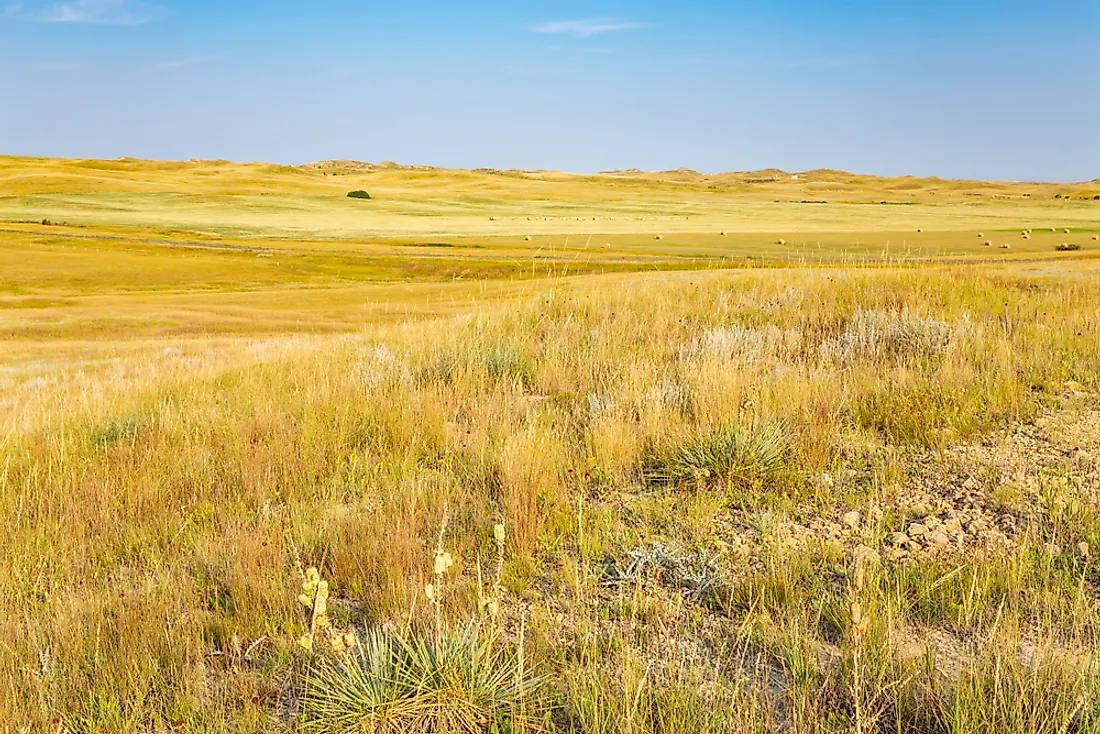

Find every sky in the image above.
[1,0,1098,181]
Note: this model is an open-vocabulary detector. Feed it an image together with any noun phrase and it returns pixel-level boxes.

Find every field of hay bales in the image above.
[3,156,1100,732]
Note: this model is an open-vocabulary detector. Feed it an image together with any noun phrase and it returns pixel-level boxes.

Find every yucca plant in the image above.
[302,624,545,733]
[645,422,789,491]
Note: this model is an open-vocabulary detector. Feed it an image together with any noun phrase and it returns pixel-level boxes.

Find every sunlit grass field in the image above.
[3,156,1100,732]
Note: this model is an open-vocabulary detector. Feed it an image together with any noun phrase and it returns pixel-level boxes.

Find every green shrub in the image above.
[347,190,372,200]
[1055,243,1081,252]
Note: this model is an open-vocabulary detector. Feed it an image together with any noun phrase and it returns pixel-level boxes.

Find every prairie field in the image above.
[3,156,1100,733]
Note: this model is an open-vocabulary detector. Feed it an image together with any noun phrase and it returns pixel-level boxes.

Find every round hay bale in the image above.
[524,235,531,241]
[984,241,992,246]
[917,229,922,233]
[1093,235,1099,241]
[777,239,786,245]
[719,231,726,236]
[655,235,663,241]
[1000,243,1010,249]
[978,232,984,238]
[1064,228,1071,234]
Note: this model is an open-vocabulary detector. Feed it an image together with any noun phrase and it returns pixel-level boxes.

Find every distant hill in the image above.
[0,155,1096,203]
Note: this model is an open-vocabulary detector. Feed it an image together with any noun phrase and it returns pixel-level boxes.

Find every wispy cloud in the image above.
[40,0,158,25]
[534,18,648,37]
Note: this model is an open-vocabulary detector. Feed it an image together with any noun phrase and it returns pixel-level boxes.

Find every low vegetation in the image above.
[3,260,1100,732]
[2,156,1100,731]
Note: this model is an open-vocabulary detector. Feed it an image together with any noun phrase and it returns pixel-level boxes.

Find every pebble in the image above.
[930,532,950,547]
[908,523,928,537]
[842,511,861,529]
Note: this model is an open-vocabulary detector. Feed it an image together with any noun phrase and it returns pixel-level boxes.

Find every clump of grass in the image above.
[484,346,534,388]
[1055,243,1082,252]
[645,422,789,491]
[680,325,790,364]
[302,624,545,734]
[90,413,148,448]
[302,517,544,733]
[822,307,959,362]
[602,542,727,603]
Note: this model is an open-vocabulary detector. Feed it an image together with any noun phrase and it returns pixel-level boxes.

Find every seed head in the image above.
[434,551,454,575]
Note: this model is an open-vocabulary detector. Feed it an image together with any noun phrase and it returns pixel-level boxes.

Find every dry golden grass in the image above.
[2,157,1100,732]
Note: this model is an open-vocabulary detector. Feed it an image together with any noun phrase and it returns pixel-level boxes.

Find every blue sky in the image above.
[1,1,1097,180]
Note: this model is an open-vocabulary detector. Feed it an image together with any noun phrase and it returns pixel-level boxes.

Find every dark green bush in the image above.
[347,190,371,200]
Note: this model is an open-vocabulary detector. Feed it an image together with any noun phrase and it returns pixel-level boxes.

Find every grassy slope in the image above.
[2,156,1100,732]
[2,155,1099,242]
[2,155,1099,358]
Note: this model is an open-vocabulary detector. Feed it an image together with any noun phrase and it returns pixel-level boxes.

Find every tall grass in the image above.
[2,263,1099,730]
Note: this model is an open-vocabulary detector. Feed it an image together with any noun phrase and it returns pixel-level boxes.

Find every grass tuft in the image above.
[302,625,545,734]
[645,422,790,491]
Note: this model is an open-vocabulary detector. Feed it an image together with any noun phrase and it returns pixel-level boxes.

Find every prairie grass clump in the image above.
[680,324,797,365]
[302,625,545,734]
[90,413,148,448]
[822,307,959,362]
[302,518,545,733]
[645,422,790,491]
[483,346,535,388]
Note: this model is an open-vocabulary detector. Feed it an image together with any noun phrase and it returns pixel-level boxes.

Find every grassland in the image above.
[2,156,1100,732]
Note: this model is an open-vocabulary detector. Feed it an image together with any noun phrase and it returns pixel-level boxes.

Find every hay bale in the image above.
[655,235,663,241]
[1000,243,1010,249]
[524,235,531,241]
[978,232,984,238]
[1064,228,1071,234]
[984,241,992,246]
[777,239,786,245]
